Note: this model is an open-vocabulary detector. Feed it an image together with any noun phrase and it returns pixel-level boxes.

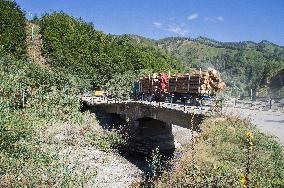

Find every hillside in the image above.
[36,12,184,92]
[29,12,284,97]
[0,1,141,186]
[155,37,284,97]
[270,69,284,94]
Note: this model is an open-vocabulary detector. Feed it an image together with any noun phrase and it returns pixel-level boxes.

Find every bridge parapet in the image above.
[82,96,211,114]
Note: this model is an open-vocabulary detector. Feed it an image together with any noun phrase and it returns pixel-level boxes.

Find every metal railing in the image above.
[224,98,284,112]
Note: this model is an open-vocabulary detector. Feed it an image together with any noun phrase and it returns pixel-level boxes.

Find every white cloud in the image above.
[205,17,217,23]
[167,25,189,36]
[153,21,162,28]
[216,16,224,22]
[27,11,33,18]
[187,13,199,21]
[205,16,224,23]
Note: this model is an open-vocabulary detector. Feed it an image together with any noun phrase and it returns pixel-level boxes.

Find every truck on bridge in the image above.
[90,69,225,106]
[133,69,225,103]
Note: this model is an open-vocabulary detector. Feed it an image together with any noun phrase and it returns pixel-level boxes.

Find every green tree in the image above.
[0,0,27,59]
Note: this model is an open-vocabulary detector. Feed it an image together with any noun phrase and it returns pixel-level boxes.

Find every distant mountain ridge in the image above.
[156,36,284,52]
[127,35,284,49]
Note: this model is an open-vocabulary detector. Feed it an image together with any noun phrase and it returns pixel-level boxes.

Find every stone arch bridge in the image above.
[82,97,209,153]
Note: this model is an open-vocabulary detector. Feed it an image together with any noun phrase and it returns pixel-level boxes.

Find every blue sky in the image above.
[16,0,284,45]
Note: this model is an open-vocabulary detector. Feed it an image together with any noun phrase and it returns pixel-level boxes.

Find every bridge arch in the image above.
[135,117,172,136]
[128,117,175,154]
[105,113,128,129]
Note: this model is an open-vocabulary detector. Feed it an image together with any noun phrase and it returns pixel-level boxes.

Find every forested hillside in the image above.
[155,37,284,96]
[38,12,183,91]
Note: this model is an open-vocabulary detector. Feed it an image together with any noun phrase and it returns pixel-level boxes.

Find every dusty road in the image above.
[224,107,284,145]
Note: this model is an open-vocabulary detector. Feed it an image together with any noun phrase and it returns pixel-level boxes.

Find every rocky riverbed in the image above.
[40,113,196,188]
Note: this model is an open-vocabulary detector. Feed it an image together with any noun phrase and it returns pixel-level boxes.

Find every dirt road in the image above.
[224,107,284,145]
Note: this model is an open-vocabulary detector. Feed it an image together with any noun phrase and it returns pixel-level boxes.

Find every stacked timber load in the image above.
[168,69,225,94]
[139,73,168,93]
[208,68,226,90]
[138,70,225,95]
[168,72,211,94]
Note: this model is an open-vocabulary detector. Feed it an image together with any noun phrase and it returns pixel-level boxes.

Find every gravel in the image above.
[223,107,284,145]
[59,146,143,188]
[41,114,143,188]
[40,113,200,187]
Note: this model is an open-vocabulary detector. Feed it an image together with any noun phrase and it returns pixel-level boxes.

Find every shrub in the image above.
[90,130,126,152]
[0,57,93,187]
[146,147,164,177]
[155,116,284,187]
[0,0,27,59]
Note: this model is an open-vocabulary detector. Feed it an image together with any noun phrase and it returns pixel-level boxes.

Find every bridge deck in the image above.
[82,96,211,115]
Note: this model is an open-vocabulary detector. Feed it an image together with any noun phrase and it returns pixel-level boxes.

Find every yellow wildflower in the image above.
[240,175,247,188]
[246,131,253,139]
